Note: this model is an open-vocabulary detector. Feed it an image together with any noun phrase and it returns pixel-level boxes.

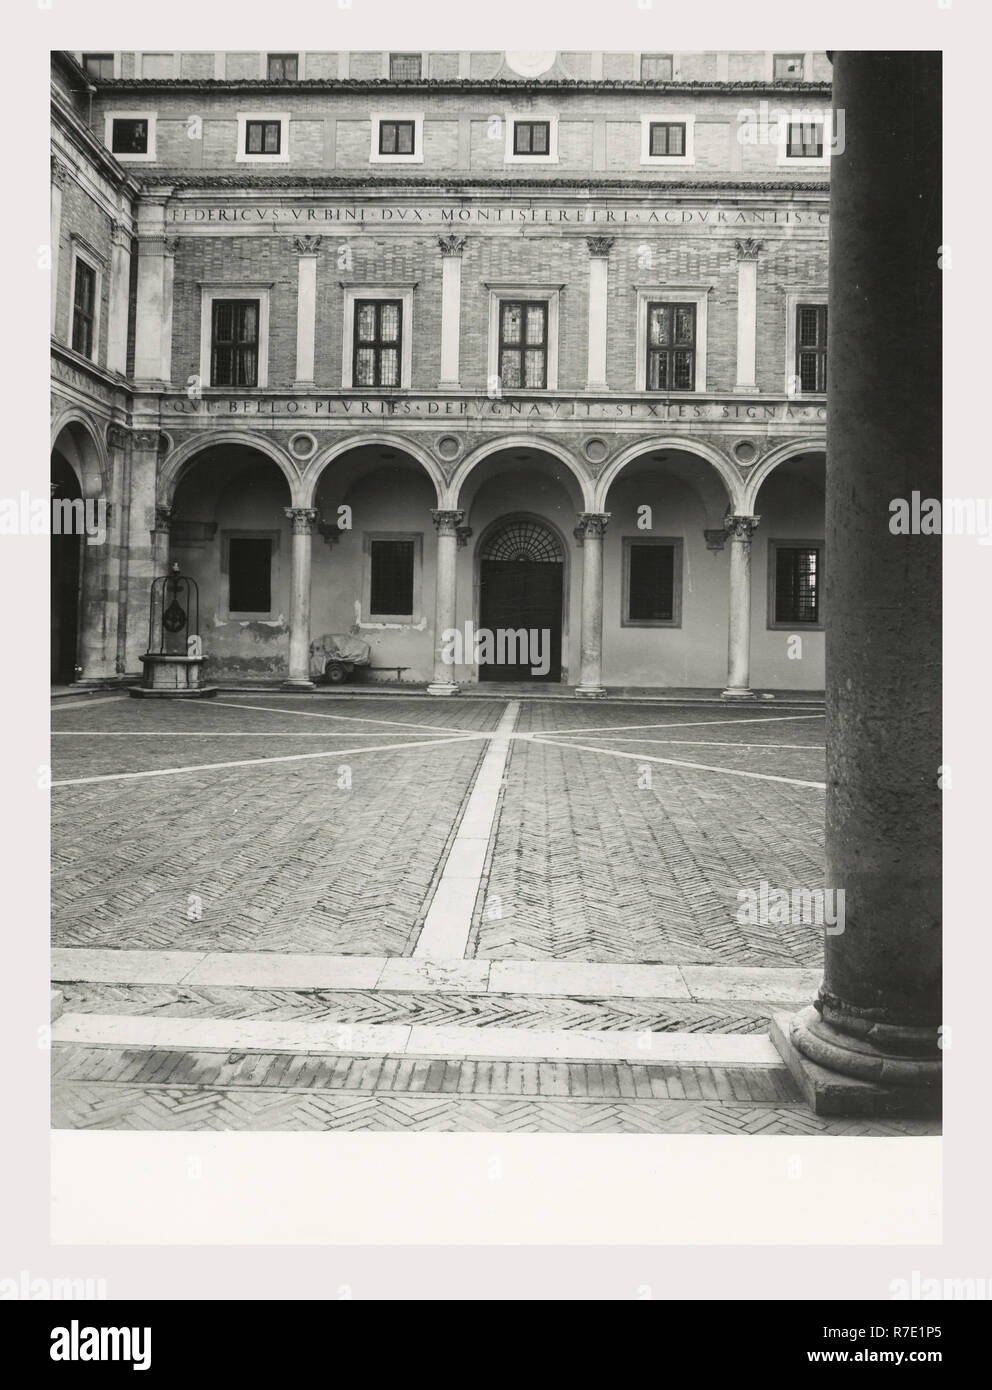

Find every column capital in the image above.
[724,513,760,541]
[437,235,468,258]
[431,508,464,536]
[51,155,71,188]
[106,423,129,451]
[574,512,610,543]
[131,429,166,452]
[153,505,173,534]
[703,528,728,553]
[293,235,323,256]
[109,219,133,250]
[163,237,181,258]
[735,238,764,262]
[456,524,473,549]
[586,237,615,258]
[285,507,318,535]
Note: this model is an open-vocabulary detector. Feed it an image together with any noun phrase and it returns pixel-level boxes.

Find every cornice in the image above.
[142,174,830,194]
[87,77,833,96]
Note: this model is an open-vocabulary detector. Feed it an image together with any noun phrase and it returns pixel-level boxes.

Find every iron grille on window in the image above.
[796,304,828,392]
[775,546,821,624]
[211,300,259,387]
[353,300,402,387]
[627,543,676,622]
[512,121,550,155]
[498,302,548,389]
[649,121,685,156]
[267,53,298,81]
[228,537,272,613]
[640,53,674,81]
[71,261,96,358]
[379,120,415,155]
[773,53,805,80]
[82,53,114,80]
[480,519,563,563]
[786,121,823,158]
[389,53,422,80]
[370,539,415,615]
[111,118,148,154]
[646,303,696,391]
[245,120,282,155]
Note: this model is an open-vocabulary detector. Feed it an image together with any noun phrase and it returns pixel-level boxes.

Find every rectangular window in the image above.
[82,53,115,80]
[267,54,298,81]
[353,300,402,388]
[498,301,548,389]
[228,538,272,613]
[389,52,422,80]
[245,119,282,155]
[773,53,805,80]
[211,299,260,387]
[796,304,828,392]
[773,545,821,625]
[110,118,149,155]
[512,121,550,156]
[71,260,96,358]
[648,121,685,157]
[624,540,681,625]
[640,53,674,81]
[786,121,823,158]
[378,119,416,155]
[370,539,415,616]
[645,302,696,391]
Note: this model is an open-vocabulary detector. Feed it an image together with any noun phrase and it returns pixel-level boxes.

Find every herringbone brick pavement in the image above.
[473,735,825,966]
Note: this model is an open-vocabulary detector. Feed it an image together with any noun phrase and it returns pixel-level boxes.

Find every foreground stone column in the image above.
[575,513,609,695]
[283,508,317,689]
[770,52,942,1116]
[722,515,759,699]
[427,509,462,695]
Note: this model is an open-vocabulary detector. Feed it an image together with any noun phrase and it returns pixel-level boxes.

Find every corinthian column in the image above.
[722,515,759,700]
[575,513,610,695]
[283,508,317,689]
[427,509,462,695]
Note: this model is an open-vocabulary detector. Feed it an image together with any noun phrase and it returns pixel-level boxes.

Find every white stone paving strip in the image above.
[50,948,820,1002]
[50,733,480,788]
[531,737,827,790]
[52,730,456,738]
[412,700,520,960]
[209,699,477,737]
[50,1012,782,1067]
[536,713,825,738]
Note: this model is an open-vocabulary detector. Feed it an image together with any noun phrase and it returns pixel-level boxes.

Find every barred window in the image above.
[389,53,422,80]
[378,119,416,155]
[649,121,686,156]
[498,301,548,390]
[211,300,259,387]
[646,302,696,391]
[267,54,298,81]
[624,540,682,625]
[773,545,822,625]
[245,120,282,155]
[353,300,402,388]
[228,537,272,614]
[71,260,96,358]
[640,53,674,81]
[773,53,805,80]
[512,121,550,155]
[786,121,823,158]
[796,304,828,392]
[370,539,415,616]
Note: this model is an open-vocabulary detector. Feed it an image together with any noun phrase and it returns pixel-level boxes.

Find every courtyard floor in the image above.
[49,691,938,1135]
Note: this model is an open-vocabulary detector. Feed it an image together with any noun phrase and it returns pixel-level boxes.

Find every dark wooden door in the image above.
[478,560,562,682]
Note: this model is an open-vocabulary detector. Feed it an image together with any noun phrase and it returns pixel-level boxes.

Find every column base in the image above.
[576,684,607,697]
[281,679,315,690]
[721,686,756,701]
[426,681,460,696]
[770,1007,942,1118]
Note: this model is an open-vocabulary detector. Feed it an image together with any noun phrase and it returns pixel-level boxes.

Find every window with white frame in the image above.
[267,53,298,81]
[364,532,423,623]
[369,111,424,163]
[622,537,683,627]
[640,53,674,81]
[236,112,290,162]
[225,532,278,616]
[640,113,695,164]
[82,53,116,80]
[784,293,828,395]
[768,540,823,628]
[341,287,415,389]
[777,111,831,166]
[104,111,157,162]
[634,286,708,392]
[70,250,100,360]
[504,114,559,163]
[389,53,422,80]
[199,286,271,388]
[486,285,561,391]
